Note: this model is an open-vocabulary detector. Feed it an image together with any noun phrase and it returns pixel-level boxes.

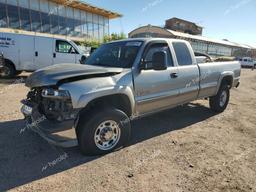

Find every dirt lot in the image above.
[0,69,255,192]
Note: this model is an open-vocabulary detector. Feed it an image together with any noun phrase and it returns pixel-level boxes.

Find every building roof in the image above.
[50,0,122,19]
[129,25,254,49]
[167,29,251,48]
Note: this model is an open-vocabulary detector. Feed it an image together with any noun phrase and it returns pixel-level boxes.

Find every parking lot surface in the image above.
[0,69,255,192]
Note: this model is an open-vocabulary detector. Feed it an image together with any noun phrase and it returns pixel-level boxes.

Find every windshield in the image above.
[85,41,143,68]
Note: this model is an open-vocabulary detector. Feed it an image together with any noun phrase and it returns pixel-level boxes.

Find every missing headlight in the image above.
[42,88,70,99]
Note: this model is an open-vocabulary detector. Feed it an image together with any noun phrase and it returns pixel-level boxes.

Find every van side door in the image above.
[53,40,78,64]
[34,36,54,70]
[172,42,200,103]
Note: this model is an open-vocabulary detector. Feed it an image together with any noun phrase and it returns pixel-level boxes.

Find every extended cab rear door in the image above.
[171,41,200,103]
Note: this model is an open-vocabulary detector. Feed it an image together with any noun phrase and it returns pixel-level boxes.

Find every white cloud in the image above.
[142,0,164,12]
[224,0,252,15]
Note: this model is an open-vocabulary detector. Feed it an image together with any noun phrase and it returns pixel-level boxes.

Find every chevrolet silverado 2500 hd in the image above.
[21,38,241,155]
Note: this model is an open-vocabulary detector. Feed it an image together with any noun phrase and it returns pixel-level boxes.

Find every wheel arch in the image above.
[79,93,134,118]
[4,58,17,71]
[215,72,234,95]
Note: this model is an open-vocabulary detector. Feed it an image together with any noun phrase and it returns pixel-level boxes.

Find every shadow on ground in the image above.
[0,102,216,191]
[0,75,28,86]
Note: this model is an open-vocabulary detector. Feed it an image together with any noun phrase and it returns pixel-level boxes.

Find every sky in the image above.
[84,0,256,47]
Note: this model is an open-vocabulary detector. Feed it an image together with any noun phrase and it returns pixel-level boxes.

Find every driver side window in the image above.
[144,43,173,70]
[56,40,77,54]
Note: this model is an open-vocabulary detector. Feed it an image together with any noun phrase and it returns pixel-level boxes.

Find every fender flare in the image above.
[215,71,234,95]
[77,86,136,115]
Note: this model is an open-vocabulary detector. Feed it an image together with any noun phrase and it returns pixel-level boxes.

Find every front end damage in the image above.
[21,87,80,147]
[20,64,124,147]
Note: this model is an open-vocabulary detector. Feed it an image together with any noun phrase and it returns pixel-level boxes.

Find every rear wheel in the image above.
[77,108,131,156]
[0,62,16,78]
[209,83,230,113]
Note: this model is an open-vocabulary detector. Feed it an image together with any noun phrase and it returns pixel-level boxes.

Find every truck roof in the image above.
[106,38,188,44]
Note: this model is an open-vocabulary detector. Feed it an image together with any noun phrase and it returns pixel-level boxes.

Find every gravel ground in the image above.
[0,69,255,192]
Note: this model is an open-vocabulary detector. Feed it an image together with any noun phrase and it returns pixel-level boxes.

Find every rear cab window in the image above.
[172,42,193,66]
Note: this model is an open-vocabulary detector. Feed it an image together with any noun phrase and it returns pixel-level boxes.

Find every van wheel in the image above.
[209,83,230,113]
[77,108,131,156]
[0,62,16,78]
[15,71,22,76]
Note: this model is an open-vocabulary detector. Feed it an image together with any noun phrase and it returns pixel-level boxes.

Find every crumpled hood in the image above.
[25,64,123,88]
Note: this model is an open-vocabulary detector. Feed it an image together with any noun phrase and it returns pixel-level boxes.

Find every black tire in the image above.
[0,61,16,78]
[77,107,131,156]
[80,55,87,64]
[209,83,230,113]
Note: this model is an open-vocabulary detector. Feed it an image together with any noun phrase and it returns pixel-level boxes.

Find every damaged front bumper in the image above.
[21,100,79,148]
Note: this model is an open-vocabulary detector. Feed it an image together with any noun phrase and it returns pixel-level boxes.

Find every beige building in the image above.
[129,25,254,58]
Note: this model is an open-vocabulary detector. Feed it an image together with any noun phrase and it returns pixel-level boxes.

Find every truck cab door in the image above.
[53,40,78,64]
[134,41,180,115]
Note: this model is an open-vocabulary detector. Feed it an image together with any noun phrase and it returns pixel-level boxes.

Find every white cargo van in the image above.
[0,32,87,78]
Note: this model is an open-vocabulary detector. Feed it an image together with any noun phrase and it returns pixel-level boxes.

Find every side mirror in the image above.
[70,47,77,54]
[152,51,167,71]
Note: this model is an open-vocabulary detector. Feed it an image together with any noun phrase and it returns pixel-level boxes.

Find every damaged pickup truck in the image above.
[21,38,241,155]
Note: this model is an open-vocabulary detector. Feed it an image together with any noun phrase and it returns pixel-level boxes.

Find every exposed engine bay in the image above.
[23,87,79,122]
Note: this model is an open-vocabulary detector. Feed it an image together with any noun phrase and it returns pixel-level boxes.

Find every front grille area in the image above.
[26,88,78,122]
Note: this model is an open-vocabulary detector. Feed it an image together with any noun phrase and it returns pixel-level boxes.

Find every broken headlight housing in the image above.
[41,88,71,99]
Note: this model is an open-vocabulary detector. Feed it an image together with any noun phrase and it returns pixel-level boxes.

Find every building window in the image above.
[49,2,59,34]
[58,16,67,35]
[41,12,50,33]
[81,11,88,38]
[51,14,59,34]
[20,7,31,31]
[7,2,20,29]
[40,0,49,13]
[104,17,109,36]
[93,14,99,39]
[31,10,41,32]
[87,12,93,39]
[0,2,8,28]
[66,7,74,36]
[58,6,67,35]
[30,0,41,32]
[74,9,81,37]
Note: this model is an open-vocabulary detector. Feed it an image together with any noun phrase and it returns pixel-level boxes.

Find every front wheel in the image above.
[77,108,131,156]
[209,84,230,113]
[0,62,16,78]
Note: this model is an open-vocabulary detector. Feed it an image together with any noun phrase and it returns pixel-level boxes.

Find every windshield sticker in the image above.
[126,42,142,47]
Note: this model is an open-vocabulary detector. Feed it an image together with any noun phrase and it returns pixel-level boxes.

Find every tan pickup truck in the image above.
[21,38,241,155]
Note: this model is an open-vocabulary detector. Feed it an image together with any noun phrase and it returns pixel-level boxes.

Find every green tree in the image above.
[103,32,127,43]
